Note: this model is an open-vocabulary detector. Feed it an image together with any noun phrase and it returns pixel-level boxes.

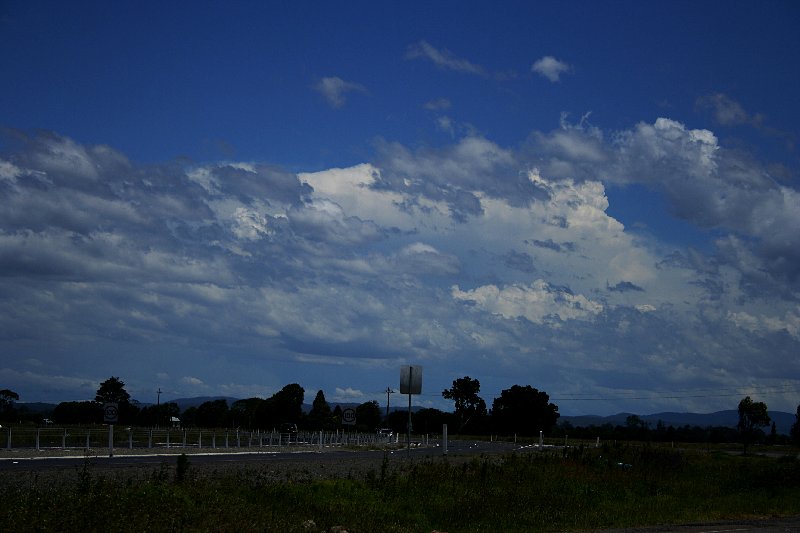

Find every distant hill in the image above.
[560,410,796,435]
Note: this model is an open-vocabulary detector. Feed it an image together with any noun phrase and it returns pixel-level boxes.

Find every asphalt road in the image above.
[0,438,515,472]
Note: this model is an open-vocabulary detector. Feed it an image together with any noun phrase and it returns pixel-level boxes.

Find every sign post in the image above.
[104,402,119,457]
[399,365,422,455]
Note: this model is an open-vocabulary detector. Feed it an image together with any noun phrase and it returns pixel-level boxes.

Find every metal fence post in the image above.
[36,428,40,451]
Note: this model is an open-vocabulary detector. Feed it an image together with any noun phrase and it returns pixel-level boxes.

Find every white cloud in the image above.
[452,280,603,325]
[532,55,572,82]
[424,98,451,111]
[406,40,486,76]
[333,387,364,401]
[2,127,798,414]
[696,93,757,126]
[315,76,367,108]
[0,160,22,183]
[728,308,800,341]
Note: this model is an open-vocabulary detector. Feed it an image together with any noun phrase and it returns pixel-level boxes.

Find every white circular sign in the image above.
[342,408,356,425]
[103,403,119,422]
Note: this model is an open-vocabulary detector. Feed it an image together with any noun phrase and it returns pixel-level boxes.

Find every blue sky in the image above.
[1,1,799,416]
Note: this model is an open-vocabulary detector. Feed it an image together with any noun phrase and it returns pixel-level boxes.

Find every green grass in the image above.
[2,445,799,532]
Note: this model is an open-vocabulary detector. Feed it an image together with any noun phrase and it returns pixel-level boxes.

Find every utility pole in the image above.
[157,387,162,406]
[385,387,395,418]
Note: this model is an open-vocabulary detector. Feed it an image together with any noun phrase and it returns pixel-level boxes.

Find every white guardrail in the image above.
[1,426,401,453]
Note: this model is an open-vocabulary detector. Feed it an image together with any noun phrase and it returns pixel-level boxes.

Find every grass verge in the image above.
[1,445,799,532]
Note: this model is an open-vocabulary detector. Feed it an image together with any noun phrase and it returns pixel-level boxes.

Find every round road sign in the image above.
[342,407,356,425]
[103,403,119,423]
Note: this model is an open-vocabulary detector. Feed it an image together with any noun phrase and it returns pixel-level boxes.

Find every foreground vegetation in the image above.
[2,444,800,532]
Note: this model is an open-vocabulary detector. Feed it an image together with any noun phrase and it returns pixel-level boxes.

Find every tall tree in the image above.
[737,396,770,455]
[442,376,487,433]
[95,376,137,424]
[95,377,131,404]
[0,388,19,421]
[272,383,305,425]
[53,401,103,425]
[790,404,800,447]
[230,397,264,429]
[308,390,332,429]
[254,384,305,429]
[491,385,560,437]
[355,400,382,432]
[195,399,230,428]
[137,402,180,427]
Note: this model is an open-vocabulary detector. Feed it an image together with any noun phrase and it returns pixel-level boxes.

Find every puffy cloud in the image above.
[333,387,364,401]
[1,125,798,413]
[452,280,604,325]
[612,118,800,282]
[314,76,367,108]
[531,55,572,82]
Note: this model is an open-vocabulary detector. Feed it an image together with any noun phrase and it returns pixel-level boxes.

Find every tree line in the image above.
[3,378,800,451]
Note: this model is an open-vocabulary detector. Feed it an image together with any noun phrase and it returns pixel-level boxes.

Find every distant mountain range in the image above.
[18,398,797,435]
[560,410,797,436]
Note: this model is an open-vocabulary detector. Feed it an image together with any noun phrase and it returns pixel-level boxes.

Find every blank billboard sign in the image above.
[400,365,422,395]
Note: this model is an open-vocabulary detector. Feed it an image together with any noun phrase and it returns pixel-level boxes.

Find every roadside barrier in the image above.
[0,426,401,453]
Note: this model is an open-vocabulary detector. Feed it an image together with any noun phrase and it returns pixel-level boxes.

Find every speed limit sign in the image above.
[342,408,356,426]
[103,402,119,423]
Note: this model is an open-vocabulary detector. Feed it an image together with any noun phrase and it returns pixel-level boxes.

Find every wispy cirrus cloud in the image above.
[406,40,487,76]
[314,76,367,108]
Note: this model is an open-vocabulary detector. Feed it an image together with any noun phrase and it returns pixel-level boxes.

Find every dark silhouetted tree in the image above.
[331,404,343,426]
[737,396,770,455]
[413,408,450,434]
[53,401,102,425]
[491,385,560,437]
[791,404,800,446]
[355,400,382,432]
[308,390,332,429]
[230,398,264,429]
[95,377,138,424]
[195,399,229,428]
[137,402,180,427]
[0,389,19,421]
[442,376,487,433]
[272,383,305,425]
[95,377,130,404]
[254,384,305,429]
